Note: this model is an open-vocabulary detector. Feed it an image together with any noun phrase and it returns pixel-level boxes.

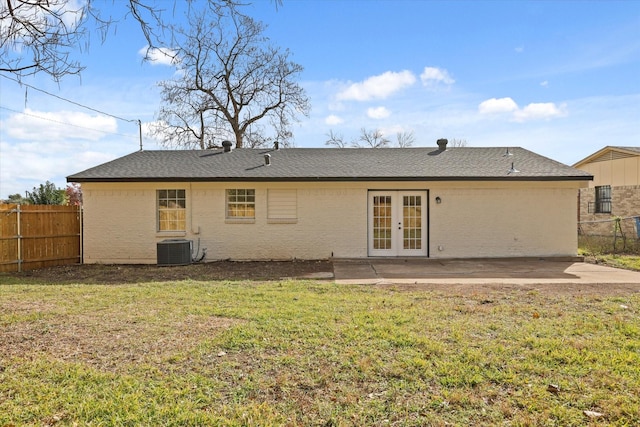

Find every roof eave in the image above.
[67,175,594,183]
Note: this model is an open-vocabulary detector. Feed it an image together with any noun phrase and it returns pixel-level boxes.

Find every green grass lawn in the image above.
[1,278,638,426]
[591,254,640,272]
[578,237,640,271]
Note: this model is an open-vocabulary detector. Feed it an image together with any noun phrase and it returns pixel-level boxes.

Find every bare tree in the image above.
[0,0,259,82]
[326,128,415,149]
[151,82,214,149]
[153,6,309,149]
[1,0,87,80]
[395,131,415,148]
[325,129,348,148]
[449,138,468,147]
[0,0,175,81]
[353,128,390,148]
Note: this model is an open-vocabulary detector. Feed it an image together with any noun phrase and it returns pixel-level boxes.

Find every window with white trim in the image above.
[157,189,186,231]
[226,189,255,219]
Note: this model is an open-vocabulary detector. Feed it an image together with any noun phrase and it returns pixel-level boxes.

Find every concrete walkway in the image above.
[332,258,640,286]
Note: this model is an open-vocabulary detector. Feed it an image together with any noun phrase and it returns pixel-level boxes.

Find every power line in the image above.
[0,73,144,149]
[0,105,138,139]
[0,73,138,123]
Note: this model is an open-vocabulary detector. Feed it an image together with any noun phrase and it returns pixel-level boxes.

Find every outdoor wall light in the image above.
[435,196,442,204]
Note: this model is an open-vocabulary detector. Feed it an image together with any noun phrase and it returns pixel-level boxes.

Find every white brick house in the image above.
[67,142,592,263]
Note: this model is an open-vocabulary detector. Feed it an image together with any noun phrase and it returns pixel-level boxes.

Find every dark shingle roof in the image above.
[67,147,592,183]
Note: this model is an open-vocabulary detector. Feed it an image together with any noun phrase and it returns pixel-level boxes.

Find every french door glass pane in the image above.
[403,195,421,250]
[373,196,392,250]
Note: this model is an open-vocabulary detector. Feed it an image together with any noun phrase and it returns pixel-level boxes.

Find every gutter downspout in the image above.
[189,183,200,235]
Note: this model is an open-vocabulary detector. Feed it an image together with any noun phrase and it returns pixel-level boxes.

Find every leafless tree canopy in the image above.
[449,138,468,147]
[353,128,390,148]
[1,0,87,80]
[0,0,241,81]
[395,131,415,148]
[325,129,347,148]
[152,5,309,149]
[326,128,417,148]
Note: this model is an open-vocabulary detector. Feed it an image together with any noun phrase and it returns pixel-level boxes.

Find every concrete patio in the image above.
[331,258,640,286]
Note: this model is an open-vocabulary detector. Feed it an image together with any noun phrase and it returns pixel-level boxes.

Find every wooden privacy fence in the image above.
[0,204,82,273]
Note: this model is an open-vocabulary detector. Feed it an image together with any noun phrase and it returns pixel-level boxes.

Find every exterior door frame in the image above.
[367,190,428,257]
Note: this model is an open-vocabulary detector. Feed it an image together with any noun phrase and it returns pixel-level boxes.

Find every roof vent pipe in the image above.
[437,138,448,150]
[222,140,233,153]
[274,141,279,150]
[264,153,271,166]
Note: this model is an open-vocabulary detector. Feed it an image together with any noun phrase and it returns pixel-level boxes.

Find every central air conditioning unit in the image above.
[157,239,192,266]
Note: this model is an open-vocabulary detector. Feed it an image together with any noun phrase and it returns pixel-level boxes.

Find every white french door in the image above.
[368,191,427,257]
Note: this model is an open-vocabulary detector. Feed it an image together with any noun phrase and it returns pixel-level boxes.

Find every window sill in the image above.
[267,218,298,224]
[225,218,255,224]
[156,231,187,238]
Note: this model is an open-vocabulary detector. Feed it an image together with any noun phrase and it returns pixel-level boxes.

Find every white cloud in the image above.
[367,106,391,119]
[515,46,524,53]
[513,102,567,122]
[138,46,178,66]
[336,70,416,101]
[0,139,114,199]
[0,0,86,44]
[478,97,519,114]
[59,0,87,28]
[540,80,549,87]
[420,67,455,88]
[325,114,344,125]
[4,108,118,141]
[478,98,567,122]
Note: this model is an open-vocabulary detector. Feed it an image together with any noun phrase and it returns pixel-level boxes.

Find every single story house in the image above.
[573,146,640,237]
[67,141,592,263]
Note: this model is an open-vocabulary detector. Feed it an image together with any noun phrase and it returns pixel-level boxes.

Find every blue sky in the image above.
[1,0,639,198]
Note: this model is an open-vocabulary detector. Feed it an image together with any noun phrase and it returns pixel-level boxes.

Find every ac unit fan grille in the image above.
[157,239,192,266]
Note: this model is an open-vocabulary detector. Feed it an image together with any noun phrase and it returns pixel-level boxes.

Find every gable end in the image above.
[590,150,638,163]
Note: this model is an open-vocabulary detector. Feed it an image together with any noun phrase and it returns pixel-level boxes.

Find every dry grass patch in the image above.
[3,311,236,371]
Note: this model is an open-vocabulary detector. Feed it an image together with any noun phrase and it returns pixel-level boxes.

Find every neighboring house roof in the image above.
[573,146,640,168]
[67,147,592,183]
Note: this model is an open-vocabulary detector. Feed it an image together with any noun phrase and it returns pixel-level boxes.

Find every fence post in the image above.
[79,206,83,265]
[613,217,625,253]
[16,204,22,273]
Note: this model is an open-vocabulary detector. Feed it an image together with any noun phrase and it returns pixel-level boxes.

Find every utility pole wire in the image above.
[1,72,144,150]
[0,73,139,123]
[0,105,138,139]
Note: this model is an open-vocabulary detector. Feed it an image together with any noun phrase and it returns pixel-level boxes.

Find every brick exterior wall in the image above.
[81,181,582,263]
[579,185,640,237]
